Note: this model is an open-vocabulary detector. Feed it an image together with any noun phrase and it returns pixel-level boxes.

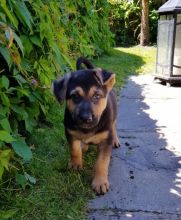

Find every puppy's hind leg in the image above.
[112,121,120,148]
[81,142,89,153]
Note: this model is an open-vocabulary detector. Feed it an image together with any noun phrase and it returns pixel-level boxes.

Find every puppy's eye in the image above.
[71,93,81,103]
[92,93,101,102]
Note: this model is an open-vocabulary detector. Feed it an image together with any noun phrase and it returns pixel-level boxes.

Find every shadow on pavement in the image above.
[88,75,181,220]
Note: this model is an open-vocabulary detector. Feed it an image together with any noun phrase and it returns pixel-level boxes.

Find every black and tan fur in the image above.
[52,57,120,194]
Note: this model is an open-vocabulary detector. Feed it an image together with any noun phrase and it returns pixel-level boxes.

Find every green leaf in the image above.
[13,32,24,56]
[25,117,35,132]
[12,0,33,30]
[16,88,29,97]
[0,118,12,132]
[25,172,36,184]
[0,163,4,179]
[0,209,18,219]
[0,149,11,170]
[0,92,10,106]
[20,58,32,72]
[12,141,32,161]
[30,36,42,47]
[0,47,12,68]
[15,173,27,188]
[52,44,65,72]
[61,53,74,70]
[0,130,15,143]
[1,75,9,89]
[1,157,9,170]
[0,107,9,116]
[0,0,18,29]
[0,12,6,22]
[10,105,28,119]
[32,91,43,102]
[0,114,6,120]
[39,103,46,115]
[14,74,27,84]
[0,149,11,157]
[20,35,33,55]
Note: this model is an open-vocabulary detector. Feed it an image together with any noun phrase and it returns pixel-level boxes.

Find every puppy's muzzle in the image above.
[79,111,94,124]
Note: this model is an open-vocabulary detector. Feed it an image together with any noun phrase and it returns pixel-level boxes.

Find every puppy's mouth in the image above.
[78,122,97,129]
[75,117,99,130]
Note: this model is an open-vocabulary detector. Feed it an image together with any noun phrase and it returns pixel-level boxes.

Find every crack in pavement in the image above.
[112,155,180,172]
[88,208,181,216]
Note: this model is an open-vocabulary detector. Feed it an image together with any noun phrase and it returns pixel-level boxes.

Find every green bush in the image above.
[109,0,159,45]
[0,0,113,186]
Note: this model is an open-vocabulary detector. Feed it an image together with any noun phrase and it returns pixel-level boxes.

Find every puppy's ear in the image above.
[93,68,115,91]
[93,68,104,85]
[103,72,115,90]
[52,73,71,104]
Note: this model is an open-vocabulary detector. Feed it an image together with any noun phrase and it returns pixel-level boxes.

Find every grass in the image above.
[1,105,97,220]
[0,46,156,220]
[93,46,156,89]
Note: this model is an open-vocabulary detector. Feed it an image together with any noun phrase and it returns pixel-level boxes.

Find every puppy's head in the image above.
[52,68,115,129]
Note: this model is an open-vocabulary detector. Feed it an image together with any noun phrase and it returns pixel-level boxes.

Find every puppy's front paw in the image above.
[68,159,83,171]
[92,177,110,195]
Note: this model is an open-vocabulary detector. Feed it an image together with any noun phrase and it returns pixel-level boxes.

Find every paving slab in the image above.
[87,75,181,220]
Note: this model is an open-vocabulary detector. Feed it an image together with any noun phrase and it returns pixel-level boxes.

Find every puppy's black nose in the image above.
[79,112,93,123]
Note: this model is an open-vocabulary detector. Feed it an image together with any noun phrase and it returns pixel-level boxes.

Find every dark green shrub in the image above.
[0,0,113,186]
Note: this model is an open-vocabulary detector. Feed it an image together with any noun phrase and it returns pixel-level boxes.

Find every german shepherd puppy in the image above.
[52,57,120,194]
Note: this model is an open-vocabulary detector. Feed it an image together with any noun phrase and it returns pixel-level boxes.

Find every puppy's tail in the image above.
[76,57,94,70]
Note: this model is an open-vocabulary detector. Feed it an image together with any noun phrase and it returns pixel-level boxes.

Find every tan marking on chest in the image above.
[67,129,108,145]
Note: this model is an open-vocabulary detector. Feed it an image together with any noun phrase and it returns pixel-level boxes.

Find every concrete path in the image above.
[88,75,181,220]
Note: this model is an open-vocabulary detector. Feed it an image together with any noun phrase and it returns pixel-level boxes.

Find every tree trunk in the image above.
[140,0,150,46]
